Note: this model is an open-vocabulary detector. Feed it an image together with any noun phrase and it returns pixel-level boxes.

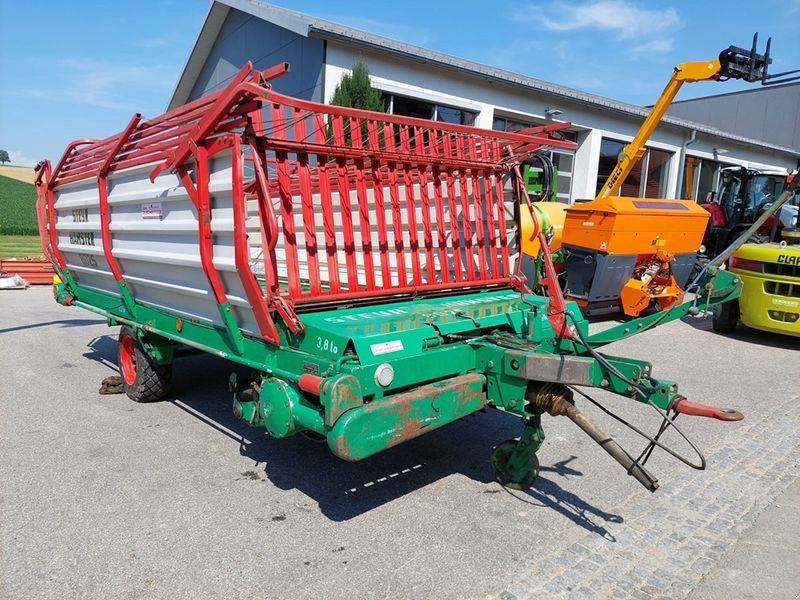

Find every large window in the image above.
[493,116,577,203]
[596,138,672,198]
[383,93,476,126]
[680,156,731,201]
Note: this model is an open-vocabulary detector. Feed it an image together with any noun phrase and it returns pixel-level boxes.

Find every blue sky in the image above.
[1,0,798,166]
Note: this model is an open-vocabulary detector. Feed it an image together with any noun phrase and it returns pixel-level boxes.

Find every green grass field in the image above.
[0,174,38,235]
[0,234,42,258]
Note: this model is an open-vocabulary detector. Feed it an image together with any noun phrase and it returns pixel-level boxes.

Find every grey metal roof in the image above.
[170,0,798,156]
[669,80,800,105]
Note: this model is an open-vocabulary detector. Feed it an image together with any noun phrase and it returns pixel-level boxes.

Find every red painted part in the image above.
[33,160,53,262]
[98,113,142,283]
[298,374,324,395]
[119,334,137,386]
[0,259,54,284]
[178,145,229,306]
[229,137,281,344]
[700,202,726,228]
[38,62,578,338]
[513,162,573,340]
[671,397,744,421]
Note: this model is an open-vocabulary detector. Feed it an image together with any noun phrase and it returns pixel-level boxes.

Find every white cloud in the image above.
[7,59,177,111]
[7,151,36,166]
[526,1,681,39]
[632,38,673,54]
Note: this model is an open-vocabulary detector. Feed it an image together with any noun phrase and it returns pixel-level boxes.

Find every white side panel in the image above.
[54,151,263,336]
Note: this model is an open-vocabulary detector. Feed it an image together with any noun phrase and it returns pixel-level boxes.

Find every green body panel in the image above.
[521,162,559,202]
[327,373,487,461]
[296,289,529,363]
[54,259,741,462]
[233,376,325,437]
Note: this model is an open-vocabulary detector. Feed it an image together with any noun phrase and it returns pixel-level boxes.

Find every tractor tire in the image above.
[712,299,740,334]
[746,232,770,245]
[118,325,172,402]
[689,256,709,285]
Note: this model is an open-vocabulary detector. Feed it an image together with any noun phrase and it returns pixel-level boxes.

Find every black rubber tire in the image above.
[118,325,172,402]
[712,299,740,334]
[689,255,709,286]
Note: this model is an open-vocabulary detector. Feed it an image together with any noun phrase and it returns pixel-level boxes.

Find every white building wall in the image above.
[324,43,795,202]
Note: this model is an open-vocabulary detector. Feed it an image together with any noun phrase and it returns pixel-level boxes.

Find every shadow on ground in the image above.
[680,314,800,350]
[0,318,105,335]
[88,333,623,530]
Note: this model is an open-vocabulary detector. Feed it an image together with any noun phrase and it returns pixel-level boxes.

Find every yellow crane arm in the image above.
[596,59,724,200]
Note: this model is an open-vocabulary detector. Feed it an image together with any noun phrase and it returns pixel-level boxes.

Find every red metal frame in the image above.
[230,136,282,344]
[37,61,577,343]
[97,113,142,284]
[119,334,137,386]
[33,160,53,263]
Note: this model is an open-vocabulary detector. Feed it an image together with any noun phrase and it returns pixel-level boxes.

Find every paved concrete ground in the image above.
[1,287,798,600]
[689,478,800,600]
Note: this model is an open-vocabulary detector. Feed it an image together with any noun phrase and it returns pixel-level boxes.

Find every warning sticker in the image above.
[142,202,163,219]
[370,340,404,355]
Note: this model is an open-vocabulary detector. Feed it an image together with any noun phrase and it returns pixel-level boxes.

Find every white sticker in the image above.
[142,202,163,219]
[370,340,404,355]
[772,298,798,307]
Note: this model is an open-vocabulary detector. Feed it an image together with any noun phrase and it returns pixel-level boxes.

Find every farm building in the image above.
[168,0,799,204]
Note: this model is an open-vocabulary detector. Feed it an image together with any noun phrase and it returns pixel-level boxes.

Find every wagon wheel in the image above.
[118,325,172,402]
[491,439,541,490]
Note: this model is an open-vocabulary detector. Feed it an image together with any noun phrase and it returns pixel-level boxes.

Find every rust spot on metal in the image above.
[384,373,487,449]
[328,373,487,461]
[323,375,363,427]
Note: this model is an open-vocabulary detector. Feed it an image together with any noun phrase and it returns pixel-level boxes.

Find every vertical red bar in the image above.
[370,161,392,286]
[399,125,422,284]
[332,116,359,290]
[495,172,510,274]
[230,138,280,343]
[458,169,475,280]
[400,125,411,154]
[354,158,376,290]
[387,163,407,287]
[482,171,499,277]
[246,139,280,298]
[366,120,391,284]
[184,146,228,304]
[431,166,449,284]
[414,128,435,282]
[472,171,487,278]
[275,151,302,297]
[46,186,67,269]
[403,166,422,285]
[294,109,321,295]
[445,167,462,282]
[350,117,376,290]
[312,114,341,294]
[417,165,436,283]
[384,123,407,287]
[271,102,301,297]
